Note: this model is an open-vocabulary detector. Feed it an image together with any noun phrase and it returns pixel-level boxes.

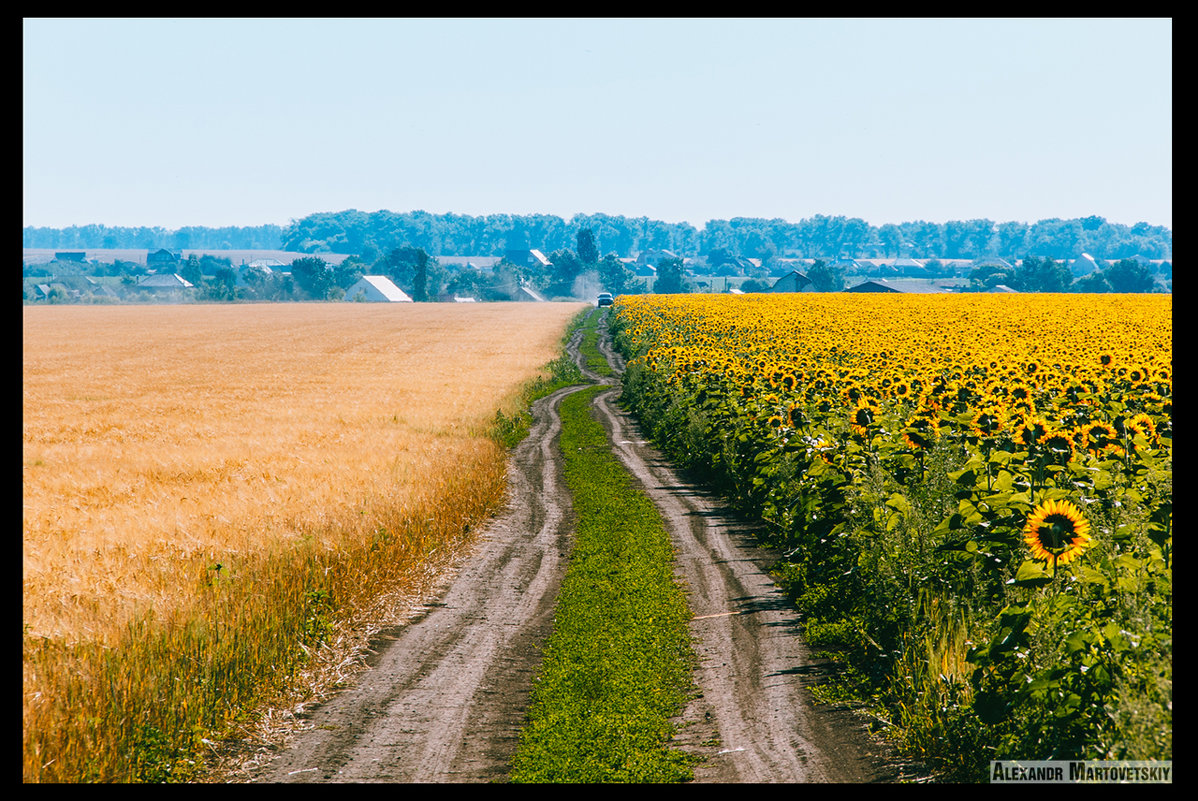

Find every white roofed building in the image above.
[344,275,413,302]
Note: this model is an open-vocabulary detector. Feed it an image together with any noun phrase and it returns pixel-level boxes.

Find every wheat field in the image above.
[23,301,585,781]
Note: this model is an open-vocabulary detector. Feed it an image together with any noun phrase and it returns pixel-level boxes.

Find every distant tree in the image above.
[412,249,430,302]
[198,253,234,275]
[445,266,486,299]
[547,248,583,289]
[1102,258,1156,293]
[969,263,1017,292]
[199,267,237,301]
[333,256,367,290]
[381,246,437,299]
[180,255,204,287]
[653,257,689,294]
[576,228,599,266]
[875,224,902,257]
[1073,271,1112,293]
[1014,255,1073,293]
[290,256,334,299]
[598,253,645,295]
[922,258,949,277]
[807,259,845,292]
[995,221,1029,258]
[705,246,736,272]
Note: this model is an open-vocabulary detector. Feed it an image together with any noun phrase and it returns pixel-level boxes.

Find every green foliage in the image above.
[379,245,441,301]
[508,386,696,783]
[1014,254,1073,292]
[652,257,689,294]
[1103,258,1158,293]
[290,256,334,299]
[599,253,646,295]
[807,258,846,292]
[576,227,599,265]
[300,589,335,646]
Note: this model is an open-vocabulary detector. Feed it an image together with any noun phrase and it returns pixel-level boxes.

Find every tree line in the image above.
[24,210,1171,263]
[23,233,1168,304]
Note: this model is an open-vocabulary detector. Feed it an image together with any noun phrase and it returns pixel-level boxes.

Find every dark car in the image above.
[597,292,614,307]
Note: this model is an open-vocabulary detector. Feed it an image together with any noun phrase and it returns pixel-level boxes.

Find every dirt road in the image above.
[241,315,905,783]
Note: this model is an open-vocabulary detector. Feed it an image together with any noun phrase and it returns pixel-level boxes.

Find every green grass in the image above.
[507,385,698,783]
[579,308,615,378]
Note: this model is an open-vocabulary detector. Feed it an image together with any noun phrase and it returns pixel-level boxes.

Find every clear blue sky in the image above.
[23,17,1172,231]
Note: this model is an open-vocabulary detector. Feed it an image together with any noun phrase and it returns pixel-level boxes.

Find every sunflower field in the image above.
[610,292,1171,780]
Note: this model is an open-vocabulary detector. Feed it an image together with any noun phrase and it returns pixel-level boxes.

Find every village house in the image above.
[146,248,183,268]
[343,275,413,302]
[503,249,553,270]
[771,270,813,292]
[135,273,194,291]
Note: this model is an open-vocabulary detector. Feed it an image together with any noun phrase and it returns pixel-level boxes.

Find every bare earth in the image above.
[238,315,911,784]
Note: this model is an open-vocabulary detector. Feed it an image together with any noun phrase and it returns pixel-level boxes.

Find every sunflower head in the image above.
[902,415,938,450]
[849,400,878,437]
[1079,421,1117,452]
[786,403,806,429]
[1037,428,1076,459]
[970,405,1006,438]
[1124,413,1158,443]
[1024,499,1092,565]
[1016,416,1050,449]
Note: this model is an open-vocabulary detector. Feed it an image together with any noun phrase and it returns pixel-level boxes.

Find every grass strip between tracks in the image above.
[507,383,698,783]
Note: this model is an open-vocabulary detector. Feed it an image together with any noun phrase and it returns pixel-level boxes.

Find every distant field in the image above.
[22,248,354,265]
[22,302,583,642]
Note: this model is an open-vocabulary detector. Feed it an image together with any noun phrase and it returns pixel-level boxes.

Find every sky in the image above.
[23,17,1172,232]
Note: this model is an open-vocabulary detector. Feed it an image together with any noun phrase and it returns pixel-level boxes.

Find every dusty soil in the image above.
[232,315,916,783]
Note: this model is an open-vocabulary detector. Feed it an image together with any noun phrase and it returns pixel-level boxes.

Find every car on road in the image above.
[597,292,614,307]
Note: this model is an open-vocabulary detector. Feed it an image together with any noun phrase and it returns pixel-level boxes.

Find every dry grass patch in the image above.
[23,301,586,781]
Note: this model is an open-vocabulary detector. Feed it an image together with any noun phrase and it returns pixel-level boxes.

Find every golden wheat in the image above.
[23,301,583,641]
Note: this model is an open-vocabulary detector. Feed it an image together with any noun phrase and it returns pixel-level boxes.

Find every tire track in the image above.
[247,378,588,783]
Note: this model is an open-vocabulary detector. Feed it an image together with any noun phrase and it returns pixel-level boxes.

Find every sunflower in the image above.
[1007,381,1034,406]
[786,403,806,429]
[849,399,878,438]
[970,405,1006,438]
[1124,413,1158,443]
[902,415,939,450]
[1024,498,1092,565]
[1037,427,1076,460]
[1015,416,1050,449]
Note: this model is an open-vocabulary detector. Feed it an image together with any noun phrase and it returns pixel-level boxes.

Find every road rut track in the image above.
[240,313,910,784]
